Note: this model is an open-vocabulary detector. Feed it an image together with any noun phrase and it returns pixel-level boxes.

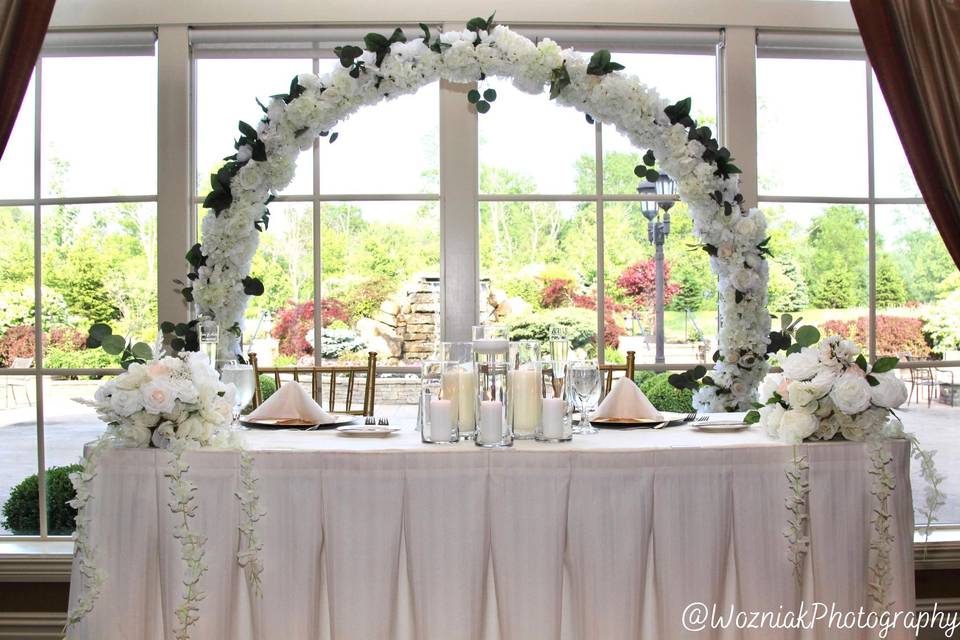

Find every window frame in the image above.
[0,40,158,540]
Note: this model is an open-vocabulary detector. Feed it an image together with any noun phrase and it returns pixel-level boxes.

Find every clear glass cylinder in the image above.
[475,361,512,448]
[437,342,477,439]
[537,380,574,442]
[508,359,542,440]
[198,315,219,366]
[418,360,460,444]
[510,339,541,368]
[472,324,510,360]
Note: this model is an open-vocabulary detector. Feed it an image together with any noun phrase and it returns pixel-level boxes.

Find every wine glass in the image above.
[568,360,600,435]
[220,363,256,426]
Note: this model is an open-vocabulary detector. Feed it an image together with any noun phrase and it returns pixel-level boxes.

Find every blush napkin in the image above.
[589,377,663,421]
[246,381,335,424]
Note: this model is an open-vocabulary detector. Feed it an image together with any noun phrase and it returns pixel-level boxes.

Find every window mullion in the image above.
[33,60,48,539]
[866,62,877,363]
[720,26,758,210]
[595,121,605,366]
[438,76,479,341]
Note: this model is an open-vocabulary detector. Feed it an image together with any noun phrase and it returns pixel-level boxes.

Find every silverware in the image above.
[377,417,390,426]
[365,416,376,425]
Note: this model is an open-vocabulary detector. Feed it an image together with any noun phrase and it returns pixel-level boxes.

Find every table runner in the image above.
[67,425,916,639]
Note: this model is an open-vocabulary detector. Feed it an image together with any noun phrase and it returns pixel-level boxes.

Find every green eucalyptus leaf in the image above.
[89,323,113,341]
[476,100,491,114]
[364,32,389,51]
[131,342,154,360]
[856,353,868,372]
[795,325,821,347]
[871,356,899,374]
[744,410,761,425]
[483,88,497,102]
[866,374,880,387]
[643,149,656,167]
[467,89,481,104]
[645,168,659,183]
[160,321,176,334]
[101,334,126,356]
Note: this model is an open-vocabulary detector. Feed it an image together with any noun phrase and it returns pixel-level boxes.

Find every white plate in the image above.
[693,423,749,432]
[336,425,401,437]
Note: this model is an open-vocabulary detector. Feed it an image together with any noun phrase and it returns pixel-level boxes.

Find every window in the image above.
[0,33,158,536]
[757,33,960,525]
[478,31,721,367]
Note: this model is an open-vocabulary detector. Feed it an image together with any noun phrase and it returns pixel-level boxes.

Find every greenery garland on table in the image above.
[188,16,769,413]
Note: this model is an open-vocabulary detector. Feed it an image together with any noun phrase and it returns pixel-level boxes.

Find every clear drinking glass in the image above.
[198,315,219,366]
[220,363,256,426]
[548,328,569,397]
[568,360,600,435]
[418,360,461,444]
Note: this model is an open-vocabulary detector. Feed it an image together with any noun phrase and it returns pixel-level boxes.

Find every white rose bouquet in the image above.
[747,333,909,444]
[93,351,237,449]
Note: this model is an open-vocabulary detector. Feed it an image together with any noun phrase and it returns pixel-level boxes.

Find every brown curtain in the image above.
[0,0,55,159]
[851,0,960,268]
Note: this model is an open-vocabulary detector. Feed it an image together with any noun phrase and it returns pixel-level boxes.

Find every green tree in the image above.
[876,253,908,308]
[807,205,868,308]
[891,225,955,303]
[45,233,120,324]
[768,257,809,313]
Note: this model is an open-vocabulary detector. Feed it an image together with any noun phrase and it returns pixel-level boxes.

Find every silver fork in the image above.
[377,417,390,426]
[364,416,376,425]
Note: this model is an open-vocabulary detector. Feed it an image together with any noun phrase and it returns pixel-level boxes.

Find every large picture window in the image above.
[0,34,158,536]
[757,34,960,525]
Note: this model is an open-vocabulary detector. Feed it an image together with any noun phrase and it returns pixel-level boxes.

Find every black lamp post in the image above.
[637,175,675,364]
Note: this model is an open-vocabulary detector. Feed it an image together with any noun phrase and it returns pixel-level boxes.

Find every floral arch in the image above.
[190,18,771,411]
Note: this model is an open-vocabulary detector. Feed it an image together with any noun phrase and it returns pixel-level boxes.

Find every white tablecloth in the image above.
[67,423,916,640]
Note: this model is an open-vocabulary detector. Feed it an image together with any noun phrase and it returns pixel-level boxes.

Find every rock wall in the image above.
[357,278,440,363]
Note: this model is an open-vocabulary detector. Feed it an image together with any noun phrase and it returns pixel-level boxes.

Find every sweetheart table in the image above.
[67,421,916,640]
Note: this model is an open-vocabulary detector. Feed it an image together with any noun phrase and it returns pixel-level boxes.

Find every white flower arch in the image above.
[192,22,771,411]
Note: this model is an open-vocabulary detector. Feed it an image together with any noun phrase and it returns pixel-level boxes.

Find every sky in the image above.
[0,47,925,230]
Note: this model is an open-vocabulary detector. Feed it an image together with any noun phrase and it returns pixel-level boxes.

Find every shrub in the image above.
[507,308,597,354]
[271,299,355,358]
[318,328,366,360]
[923,291,960,356]
[47,326,86,351]
[44,347,117,377]
[1,464,82,535]
[502,276,543,309]
[246,374,279,414]
[639,373,694,413]
[616,259,679,309]
[341,277,395,322]
[0,324,35,367]
[604,346,625,364]
[540,278,574,309]
[569,292,625,349]
[821,315,931,358]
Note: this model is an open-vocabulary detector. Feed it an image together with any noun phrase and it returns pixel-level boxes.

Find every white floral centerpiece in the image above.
[750,335,909,444]
[68,346,264,639]
[92,352,237,449]
[744,328,945,609]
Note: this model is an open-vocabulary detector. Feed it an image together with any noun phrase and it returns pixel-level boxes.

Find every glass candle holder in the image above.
[437,342,477,439]
[537,385,574,442]
[508,359,542,440]
[472,324,510,360]
[475,361,512,448]
[418,360,460,444]
[198,315,219,366]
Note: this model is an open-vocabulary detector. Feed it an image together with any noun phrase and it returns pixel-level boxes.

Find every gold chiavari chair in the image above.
[542,350,636,397]
[248,351,378,416]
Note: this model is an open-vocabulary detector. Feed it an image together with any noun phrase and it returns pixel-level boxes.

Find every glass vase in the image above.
[475,360,512,448]
[418,360,460,444]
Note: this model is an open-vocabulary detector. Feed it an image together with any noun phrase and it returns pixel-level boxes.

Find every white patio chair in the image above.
[3,357,34,408]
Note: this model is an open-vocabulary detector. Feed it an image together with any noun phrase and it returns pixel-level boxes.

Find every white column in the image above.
[720,26,758,210]
[439,76,479,341]
[157,25,193,325]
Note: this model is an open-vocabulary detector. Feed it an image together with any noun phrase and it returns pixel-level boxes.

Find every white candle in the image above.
[473,338,510,355]
[441,369,477,433]
[479,400,503,443]
[509,369,541,437]
[541,398,565,439]
[430,399,453,442]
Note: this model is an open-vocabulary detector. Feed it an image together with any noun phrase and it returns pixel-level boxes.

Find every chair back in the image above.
[248,352,378,416]
[599,351,636,395]
[10,357,32,369]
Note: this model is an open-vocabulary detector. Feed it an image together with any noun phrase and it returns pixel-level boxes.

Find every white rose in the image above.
[734,215,757,237]
[759,373,783,403]
[132,411,160,430]
[716,243,734,259]
[759,403,786,438]
[779,409,818,444]
[787,380,822,410]
[117,423,152,447]
[141,379,177,415]
[110,388,143,417]
[869,372,908,409]
[177,415,204,441]
[782,347,820,381]
[809,368,838,394]
[829,371,873,414]
[731,268,759,291]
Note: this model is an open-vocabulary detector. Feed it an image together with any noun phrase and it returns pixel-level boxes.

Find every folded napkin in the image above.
[246,381,335,424]
[589,377,663,421]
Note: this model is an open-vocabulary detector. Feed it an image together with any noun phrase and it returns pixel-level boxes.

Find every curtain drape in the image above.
[851,0,960,269]
[0,0,55,159]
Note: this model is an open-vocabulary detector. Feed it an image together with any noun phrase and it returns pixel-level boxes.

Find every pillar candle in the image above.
[429,399,453,442]
[509,369,541,437]
[479,400,503,443]
[473,338,509,355]
[541,398,565,439]
[442,369,477,432]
